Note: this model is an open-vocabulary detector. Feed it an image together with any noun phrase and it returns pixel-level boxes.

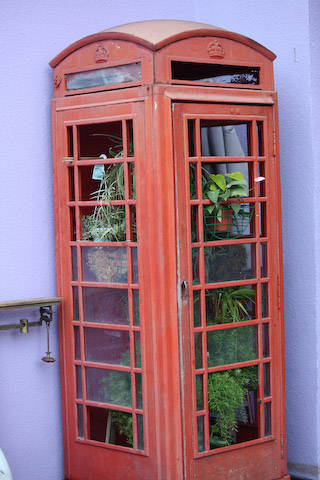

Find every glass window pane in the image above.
[262,283,268,318]
[134,332,141,368]
[204,203,254,241]
[264,363,271,397]
[261,243,267,277]
[188,120,195,157]
[66,63,141,91]
[81,205,126,242]
[191,205,198,243]
[79,163,125,202]
[84,328,130,366]
[208,366,258,448]
[197,416,205,452]
[129,163,135,198]
[132,248,138,283]
[189,162,197,199]
[87,406,133,448]
[207,326,257,367]
[193,290,201,327]
[258,162,266,195]
[204,244,256,283]
[201,122,250,157]
[77,405,84,439]
[259,202,267,237]
[192,248,199,284]
[76,366,82,399]
[132,290,140,326]
[73,287,79,321]
[127,120,134,158]
[172,62,259,85]
[137,414,144,450]
[262,323,270,357]
[205,286,255,325]
[83,287,128,324]
[264,402,271,436]
[74,326,81,360]
[72,247,78,281]
[130,205,137,242]
[257,122,264,157]
[195,333,202,369]
[70,207,76,241]
[135,373,143,409]
[82,247,127,283]
[196,375,203,410]
[202,162,251,197]
[79,121,122,159]
[86,368,131,407]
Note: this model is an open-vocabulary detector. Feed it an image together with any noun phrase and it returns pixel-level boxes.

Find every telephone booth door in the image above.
[174,102,287,480]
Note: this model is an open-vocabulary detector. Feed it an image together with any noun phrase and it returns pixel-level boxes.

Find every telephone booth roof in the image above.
[50,19,275,68]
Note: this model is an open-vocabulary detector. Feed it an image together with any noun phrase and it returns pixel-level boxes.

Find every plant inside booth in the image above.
[204,285,258,447]
[202,171,252,238]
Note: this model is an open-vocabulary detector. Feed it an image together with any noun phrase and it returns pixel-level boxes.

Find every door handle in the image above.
[181,280,189,298]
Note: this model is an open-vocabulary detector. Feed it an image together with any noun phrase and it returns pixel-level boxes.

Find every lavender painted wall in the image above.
[0,1,318,479]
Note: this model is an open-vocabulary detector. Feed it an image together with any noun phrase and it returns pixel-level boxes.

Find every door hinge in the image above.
[273,129,277,158]
[181,280,189,298]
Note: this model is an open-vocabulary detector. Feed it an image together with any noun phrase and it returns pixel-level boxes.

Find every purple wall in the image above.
[0,1,318,479]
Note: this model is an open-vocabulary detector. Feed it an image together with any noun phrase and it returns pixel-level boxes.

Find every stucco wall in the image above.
[0,1,318,479]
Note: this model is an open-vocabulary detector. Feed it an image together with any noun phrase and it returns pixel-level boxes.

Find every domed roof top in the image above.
[50,19,275,67]
[103,19,224,46]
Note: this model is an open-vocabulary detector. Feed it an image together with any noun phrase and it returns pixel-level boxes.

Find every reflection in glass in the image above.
[133,290,140,326]
[264,402,271,436]
[195,333,202,369]
[66,63,141,91]
[77,405,84,438]
[82,247,127,283]
[86,368,131,407]
[83,288,128,324]
[172,62,259,85]
[193,290,201,327]
[201,122,250,157]
[84,328,130,365]
[197,416,205,452]
[74,326,81,360]
[204,244,255,283]
[196,375,203,410]
[192,248,199,284]
[76,366,83,399]
[262,323,270,357]
[205,285,255,325]
[137,414,144,450]
[207,326,257,367]
[208,366,258,448]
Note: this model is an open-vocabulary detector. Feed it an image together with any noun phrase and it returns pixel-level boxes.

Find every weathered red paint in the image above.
[51,20,288,480]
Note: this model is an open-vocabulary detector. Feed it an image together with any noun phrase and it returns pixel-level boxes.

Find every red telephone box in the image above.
[50,20,289,480]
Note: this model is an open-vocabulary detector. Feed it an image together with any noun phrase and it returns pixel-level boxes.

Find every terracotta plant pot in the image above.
[207,207,233,233]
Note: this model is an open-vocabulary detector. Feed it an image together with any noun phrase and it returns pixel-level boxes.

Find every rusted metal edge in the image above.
[0,297,62,311]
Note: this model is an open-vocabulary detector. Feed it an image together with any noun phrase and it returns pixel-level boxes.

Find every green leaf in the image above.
[230,202,241,214]
[226,180,247,188]
[225,172,245,181]
[207,190,219,204]
[210,174,226,192]
[230,187,247,197]
[217,207,222,222]
[206,205,215,214]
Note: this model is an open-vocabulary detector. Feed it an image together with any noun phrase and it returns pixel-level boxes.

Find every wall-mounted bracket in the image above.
[0,297,61,333]
[0,298,62,362]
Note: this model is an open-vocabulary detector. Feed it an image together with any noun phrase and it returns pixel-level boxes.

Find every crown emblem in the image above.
[95,44,109,63]
[207,39,225,58]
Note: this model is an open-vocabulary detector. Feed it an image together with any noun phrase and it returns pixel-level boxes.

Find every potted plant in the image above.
[203,171,251,238]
